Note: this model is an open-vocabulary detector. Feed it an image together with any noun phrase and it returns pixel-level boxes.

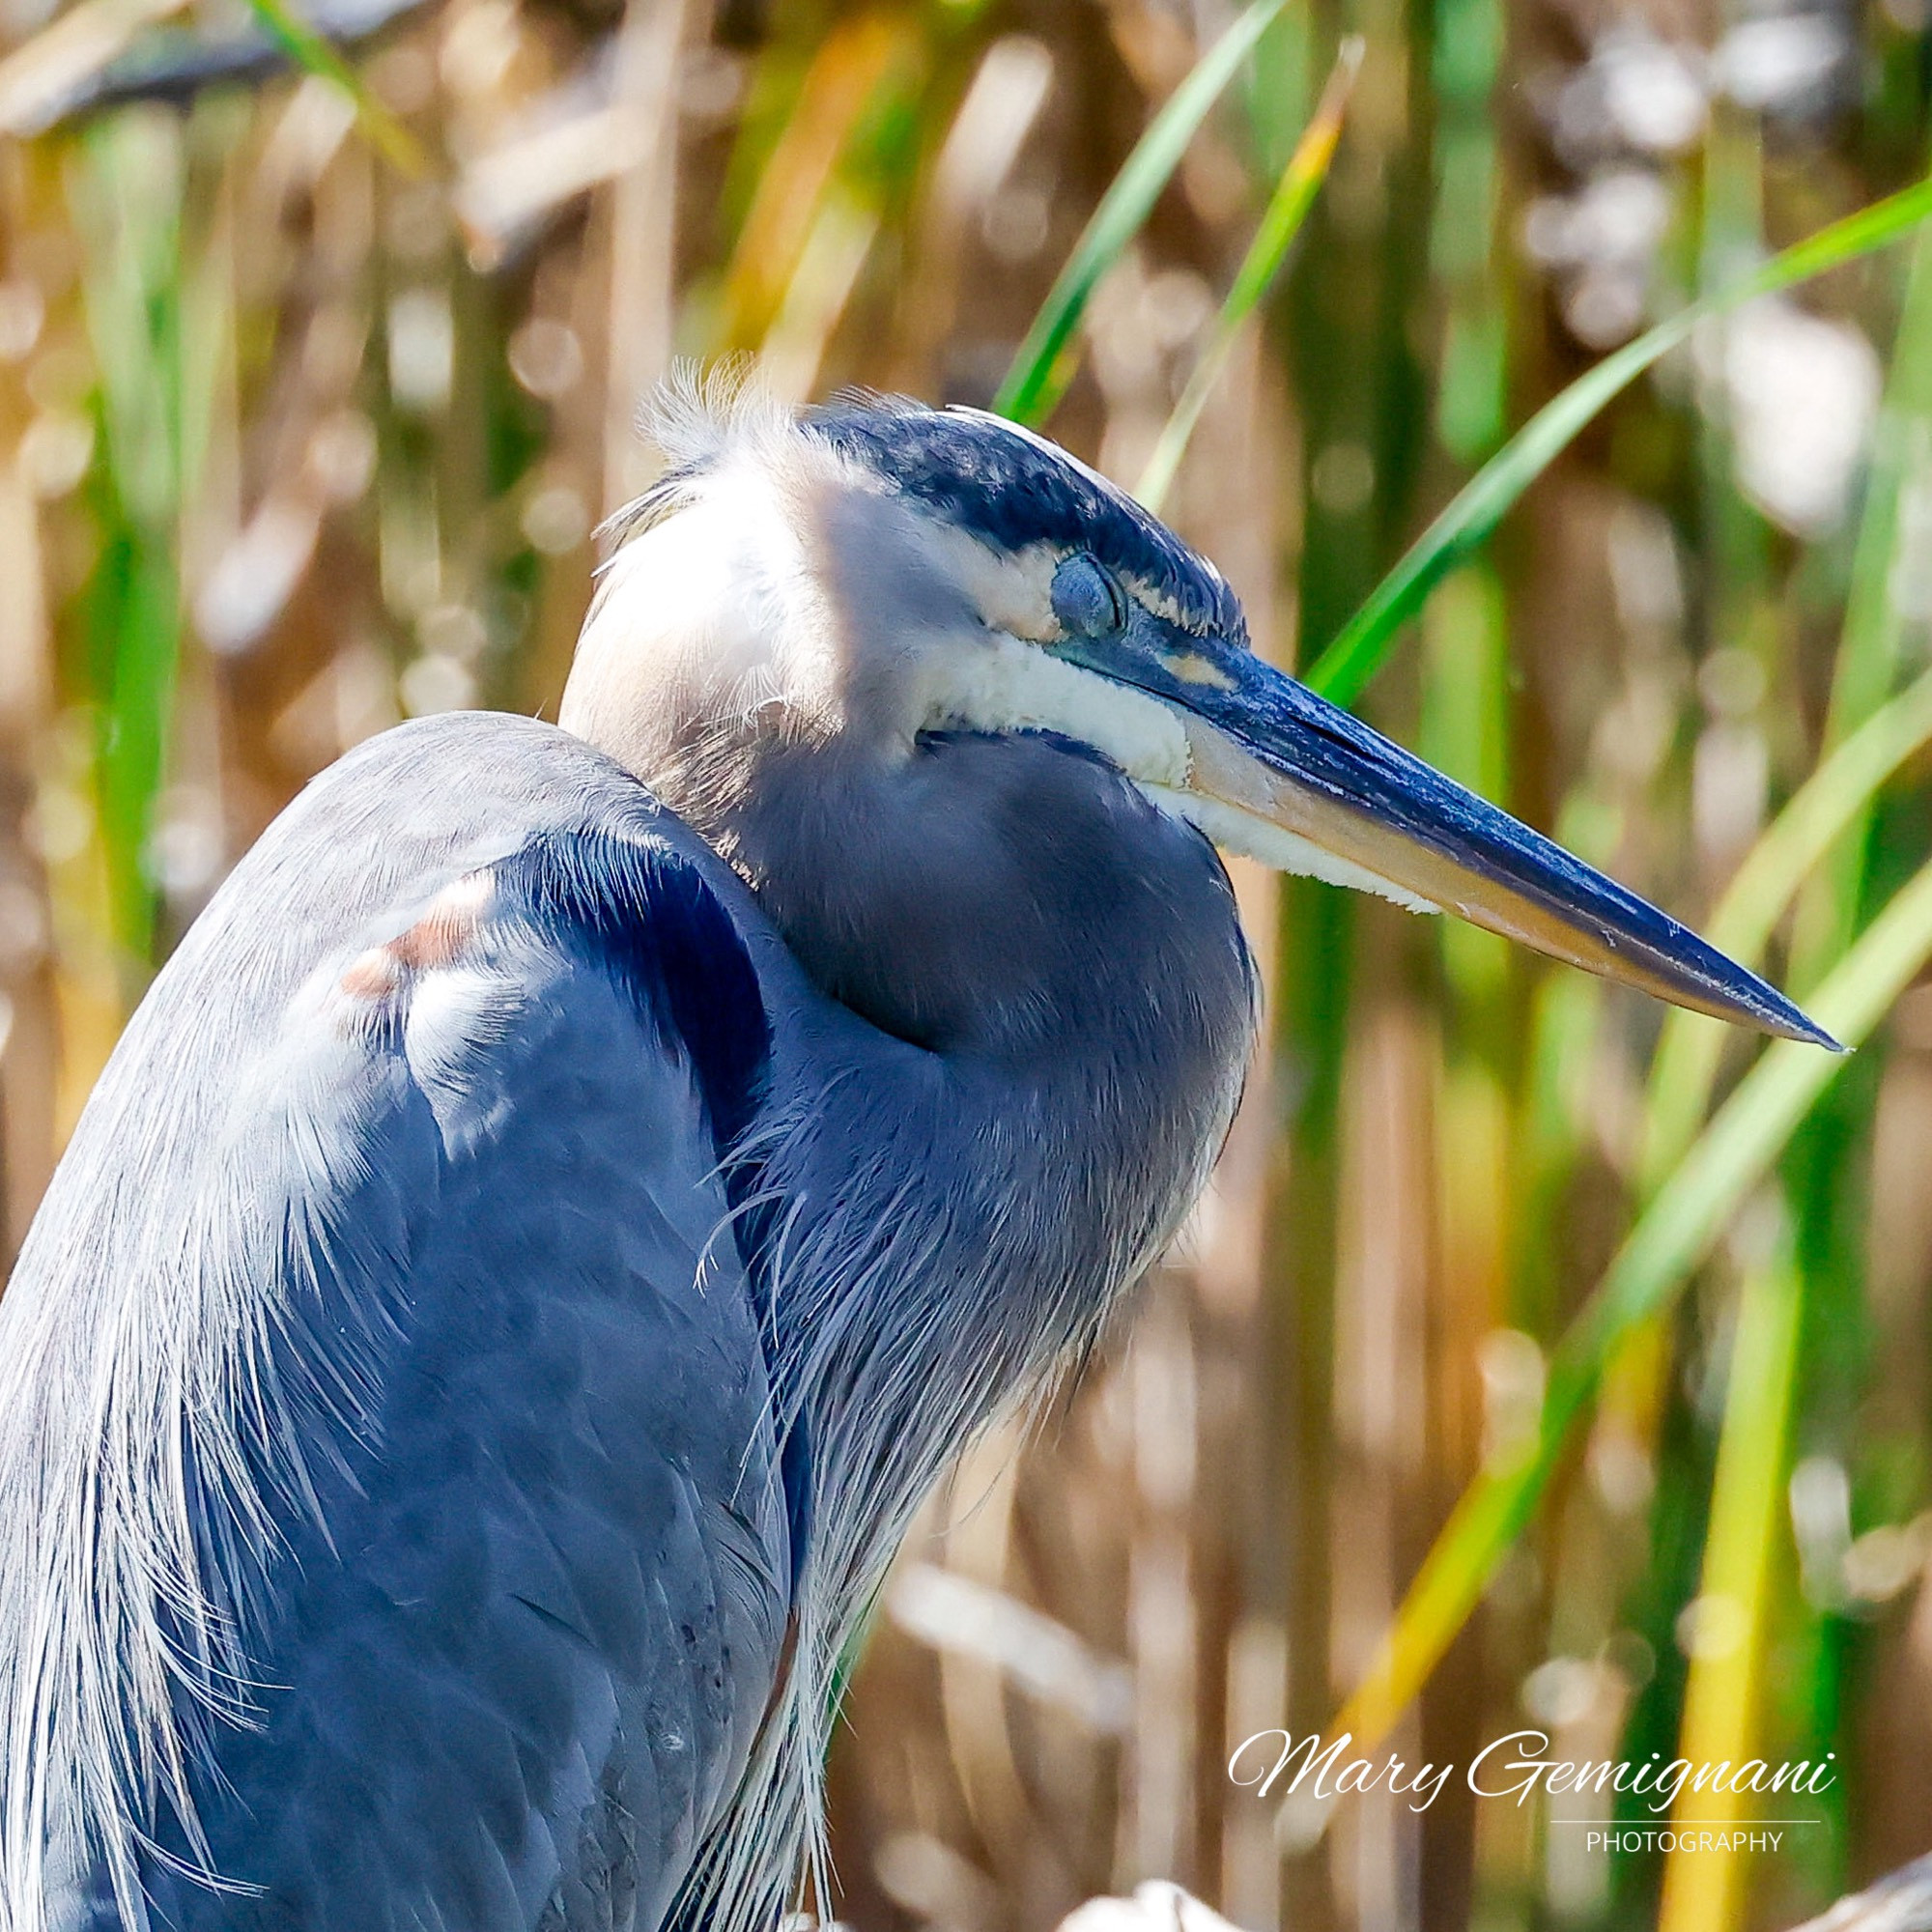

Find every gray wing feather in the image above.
[0,715,790,1932]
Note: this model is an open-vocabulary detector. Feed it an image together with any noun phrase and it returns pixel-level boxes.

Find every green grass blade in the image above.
[240,0,429,177]
[992,0,1288,428]
[1302,173,1932,706]
[75,115,184,971]
[1815,220,1932,763]
[1786,220,1932,988]
[1324,851,1932,1753]
[1135,35,1360,512]
[89,532,178,966]
[1641,666,1932,1188]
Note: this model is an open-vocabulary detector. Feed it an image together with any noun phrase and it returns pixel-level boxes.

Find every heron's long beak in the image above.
[1050,614,1839,1048]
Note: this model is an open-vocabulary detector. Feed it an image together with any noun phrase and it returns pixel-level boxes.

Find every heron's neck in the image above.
[733,724,1254,1588]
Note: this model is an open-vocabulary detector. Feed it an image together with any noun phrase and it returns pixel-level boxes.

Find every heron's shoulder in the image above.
[254,713,776,1141]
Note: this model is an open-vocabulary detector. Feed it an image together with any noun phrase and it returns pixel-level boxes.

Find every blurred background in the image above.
[0,0,1926,1926]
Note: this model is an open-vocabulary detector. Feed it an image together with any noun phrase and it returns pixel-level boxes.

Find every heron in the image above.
[0,379,1832,1932]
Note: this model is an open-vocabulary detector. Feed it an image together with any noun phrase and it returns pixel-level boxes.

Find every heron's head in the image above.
[562,376,1832,1049]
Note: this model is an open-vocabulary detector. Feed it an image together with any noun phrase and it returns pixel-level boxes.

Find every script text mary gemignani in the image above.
[1229,1729,1838,1816]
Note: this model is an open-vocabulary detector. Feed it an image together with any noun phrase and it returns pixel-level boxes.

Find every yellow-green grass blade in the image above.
[1135,35,1361,513]
[1303,173,1932,707]
[714,14,910,354]
[239,0,428,176]
[1656,1240,1803,1932]
[993,0,1288,429]
[1321,850,1932,1755]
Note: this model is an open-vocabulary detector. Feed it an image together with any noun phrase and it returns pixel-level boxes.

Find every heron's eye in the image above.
[1050,554,1128,638]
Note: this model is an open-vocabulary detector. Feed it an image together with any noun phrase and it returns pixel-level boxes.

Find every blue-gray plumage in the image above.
[0,378,1831,1932]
